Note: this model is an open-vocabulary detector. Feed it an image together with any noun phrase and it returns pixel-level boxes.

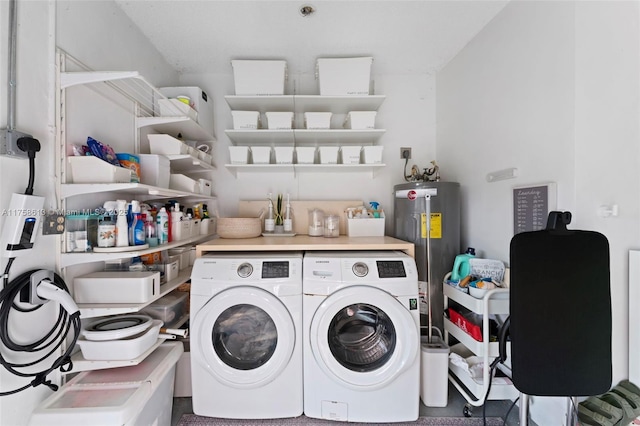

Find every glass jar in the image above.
[324,214,339,238]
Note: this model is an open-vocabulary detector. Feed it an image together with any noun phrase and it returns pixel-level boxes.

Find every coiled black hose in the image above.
[0,264,80,396]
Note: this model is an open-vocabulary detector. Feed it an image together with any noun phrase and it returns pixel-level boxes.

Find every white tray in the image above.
[75,320,163,361]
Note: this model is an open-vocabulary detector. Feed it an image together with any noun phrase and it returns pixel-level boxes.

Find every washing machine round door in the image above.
[310,285,419,390]
[193,286,295,388]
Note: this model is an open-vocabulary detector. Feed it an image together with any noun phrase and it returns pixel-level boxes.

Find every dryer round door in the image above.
[193,286,296,389]
[309,285,419,390]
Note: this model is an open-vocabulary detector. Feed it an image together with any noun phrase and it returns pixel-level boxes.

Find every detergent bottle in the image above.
[451,247,476,281]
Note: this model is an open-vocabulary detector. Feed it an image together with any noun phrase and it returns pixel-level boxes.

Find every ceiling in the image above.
[114,0,510,76]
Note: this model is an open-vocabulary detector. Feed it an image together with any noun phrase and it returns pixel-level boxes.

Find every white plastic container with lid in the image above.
[159,86,214,137]
[420,335,449,407]
[141,291,188,327]
[28,342,183,426]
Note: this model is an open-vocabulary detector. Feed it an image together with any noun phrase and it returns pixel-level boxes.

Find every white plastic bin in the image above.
[316,57,373,95]
[68,156,132,184]
[274,146,294,164]
[147,134,188,155]
[138,154,170,188]
[251,146,272,164]
[231,60,287,95]
[420,336,449,407]
[169,174,199,193]
[157,98,198,121]
[198,178,212,196]
[362,145,384,164]
[229,146,250,164]
[346,216,385,237]
[141,291,187,326]
[231,110,260,129]
[159,86,214,136]
[265,112,294,129]
[304,112,332,129]
[318,146,339,164]
[340,146,362,164]
[344,111,377,129]
[28,343,183,426]
[295,146,316,164]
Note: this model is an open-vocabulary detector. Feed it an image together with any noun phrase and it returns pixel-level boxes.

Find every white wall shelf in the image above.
[61,233,214,268]
[166,154,215,172]
[138,116,215,142]
[224,95,386,114]
[60,182,216,202]
[224,163,385,176]
[225,129,385,146]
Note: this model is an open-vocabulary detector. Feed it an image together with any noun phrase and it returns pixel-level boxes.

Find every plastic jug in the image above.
[451,247,476,281]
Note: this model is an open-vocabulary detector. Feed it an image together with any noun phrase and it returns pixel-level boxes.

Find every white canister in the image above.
[324,215,339,238]
[97,217,116,248]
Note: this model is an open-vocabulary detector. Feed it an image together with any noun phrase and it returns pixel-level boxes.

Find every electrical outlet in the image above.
[0,128,31,159]
[42,213,65,235]
[400,147,412,159]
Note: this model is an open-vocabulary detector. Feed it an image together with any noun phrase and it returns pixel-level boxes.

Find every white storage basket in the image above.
[231,111,261,129]
[316,57,373,95]
[250,146,272,164]
[274,146,294,164]
[231,60,287,95]
[147,134,188,155]
[340,146,362,164]
[318,146,339,164]
[295,147,316,164]
[344,111,377,129]
[68,156,133,184]
[229,146,250,164]
[265,112,294,130]
[363,146,384,164]
[304,112,332,129]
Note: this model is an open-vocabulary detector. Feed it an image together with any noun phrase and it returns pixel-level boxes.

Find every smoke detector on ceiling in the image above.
[299,4,316,17]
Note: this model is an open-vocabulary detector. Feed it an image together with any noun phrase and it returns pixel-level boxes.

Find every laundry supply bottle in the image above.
[144,213,157,247]
[451,247,476,281]
[132,213,145,245]
[171,203,184,242]
[157,207,169,244]
[264,194,275,233]
[283,193,293,233]
[115,199,129,247]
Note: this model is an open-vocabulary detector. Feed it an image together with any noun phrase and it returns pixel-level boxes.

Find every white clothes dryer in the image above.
[190,252,303,419]
[303,251,421,423]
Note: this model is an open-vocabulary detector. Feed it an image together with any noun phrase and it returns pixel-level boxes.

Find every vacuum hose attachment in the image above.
[0,268,80,396]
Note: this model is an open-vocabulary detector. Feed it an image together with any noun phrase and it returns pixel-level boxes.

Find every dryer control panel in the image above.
[262,261,290,278]
[376,261,407,278]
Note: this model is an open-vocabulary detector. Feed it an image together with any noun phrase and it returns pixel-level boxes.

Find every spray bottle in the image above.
[283,193,293,233]
[157,207,169,244]
[115,199,129,247]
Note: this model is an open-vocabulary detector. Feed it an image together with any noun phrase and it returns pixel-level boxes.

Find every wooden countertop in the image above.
[196,235,414,258]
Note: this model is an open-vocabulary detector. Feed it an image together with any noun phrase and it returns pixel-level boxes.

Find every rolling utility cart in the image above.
[443,282,518,417]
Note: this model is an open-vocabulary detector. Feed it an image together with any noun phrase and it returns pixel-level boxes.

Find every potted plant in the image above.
[274,193,284,233]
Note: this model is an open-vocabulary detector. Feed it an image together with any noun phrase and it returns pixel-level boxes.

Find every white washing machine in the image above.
[190,252,303,419]
[303,251,421,423]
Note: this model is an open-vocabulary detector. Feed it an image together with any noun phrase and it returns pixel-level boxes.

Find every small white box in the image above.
[340,146,362,164]
[346,216,385,237]
[318,146,339,164]
[265,112,294,129]
[68,156,133,184]
[344,111,377,129]
[231,110,261,129]
[274,146,294,164]
[147,134,188,155]
[198,178,212,196]
[74,271,161,304]
[295,147,316,164]
[158,98,198,121]
[138,154,170,188]
[231,60,287,95]
[251,146,272,164]
[169,174,199,193]
[168,247,190,270]
[148,259,179,284]
[159,86,214,136]
[229,146,250,164]
[29,342,182,425]
[316,57,373,96]
[362,145,384,164]
[304,112,332,129]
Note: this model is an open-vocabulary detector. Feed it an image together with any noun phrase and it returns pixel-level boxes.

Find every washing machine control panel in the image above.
[262,261,289,278]
[237,262,254,278]
[376,261,407,278]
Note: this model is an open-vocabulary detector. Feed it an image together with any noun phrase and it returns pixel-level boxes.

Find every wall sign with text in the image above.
[513,183,557,234]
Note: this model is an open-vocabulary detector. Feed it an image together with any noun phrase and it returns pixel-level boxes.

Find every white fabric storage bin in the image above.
[169,174,199,193]
[231,60,287,95]
[318,146,339,164]
[250,146,272,164]
[148,134,188,155]
[344,111,377,129]
[229,146,250,164]
[68,156,132,184]
[265,112,294,129]
[304,112,332,129]
[157,99,198,121]
[231,110,260,129]
[340,146,362,164]
[28,343,183,426]
[316,57,373,95]
[138,154,170,188]
[363,145,384,164]
[159,86,214,136]
[274,146,294,164]
[295,146,316,164]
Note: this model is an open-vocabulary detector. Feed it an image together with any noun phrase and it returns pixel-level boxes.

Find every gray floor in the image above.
[171,382,532,425]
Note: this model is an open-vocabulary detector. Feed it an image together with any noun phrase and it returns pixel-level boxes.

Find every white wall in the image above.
[0,1,177,424]
[436,0,639,424]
